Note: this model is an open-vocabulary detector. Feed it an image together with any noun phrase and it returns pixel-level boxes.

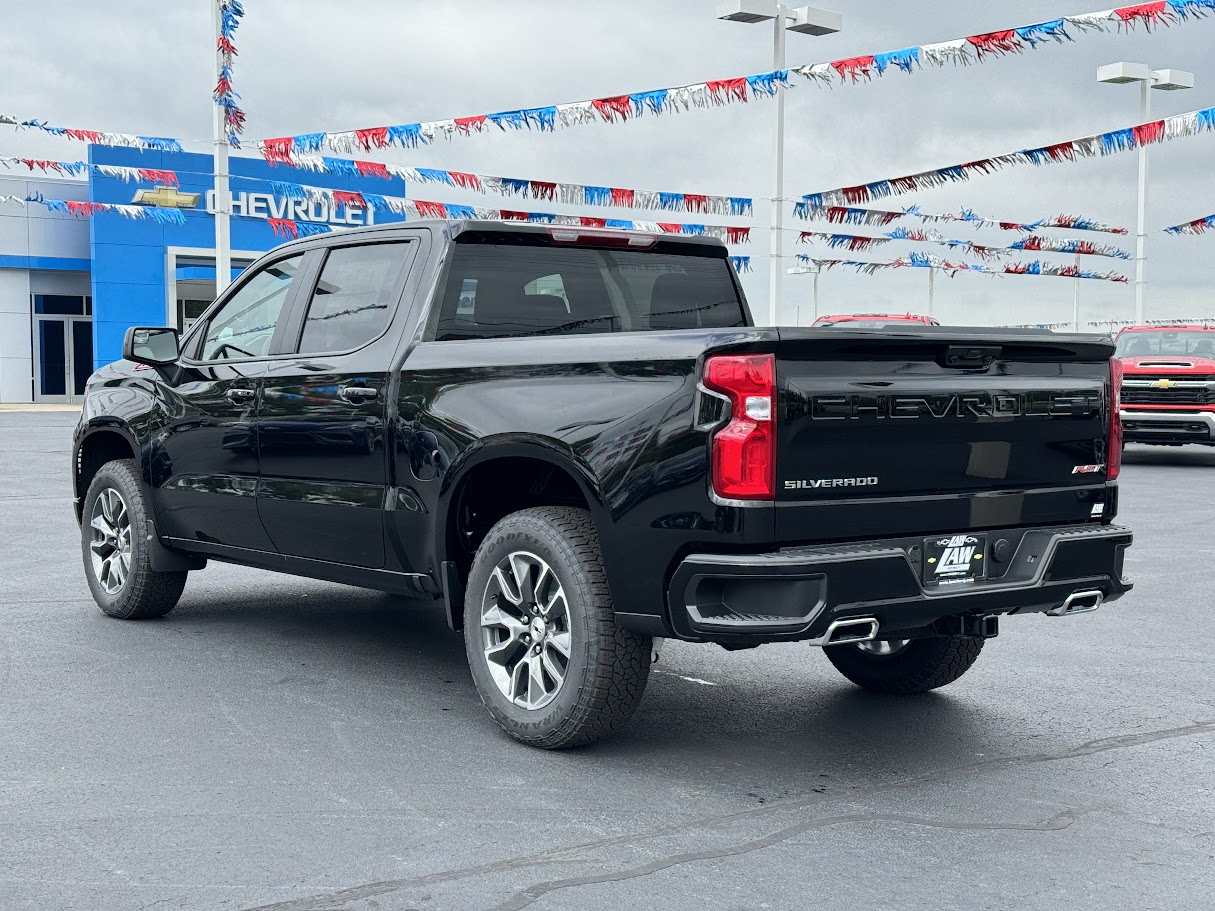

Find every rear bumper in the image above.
[1121,409,1215,444]
[667,523,1133,644]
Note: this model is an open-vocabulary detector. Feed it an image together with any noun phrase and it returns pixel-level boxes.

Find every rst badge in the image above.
[924,534,987,586]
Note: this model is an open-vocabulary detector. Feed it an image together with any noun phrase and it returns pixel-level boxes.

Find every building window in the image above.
[177,299,213,331]
[33,294,90,316]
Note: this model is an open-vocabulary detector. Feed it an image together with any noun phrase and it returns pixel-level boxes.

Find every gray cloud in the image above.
[2,0,1213,325]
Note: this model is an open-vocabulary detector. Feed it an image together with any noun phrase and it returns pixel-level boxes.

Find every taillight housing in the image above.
[1108,356,1123,480]
[702,354,776,501]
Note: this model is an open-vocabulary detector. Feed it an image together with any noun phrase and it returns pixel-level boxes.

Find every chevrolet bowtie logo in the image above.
[1153,379,1176,389]
[132,185,200,208]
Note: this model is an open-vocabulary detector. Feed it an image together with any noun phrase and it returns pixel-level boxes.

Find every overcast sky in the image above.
[3,0,1214,326]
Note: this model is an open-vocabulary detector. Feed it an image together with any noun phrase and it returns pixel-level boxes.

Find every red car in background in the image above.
[1115,325,1215,447]
[812,313,941,328]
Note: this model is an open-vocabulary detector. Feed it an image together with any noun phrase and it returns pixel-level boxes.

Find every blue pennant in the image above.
[416,168,454,185]
[658,192,685,211]
[363,193,392,213]
[138,136,183,153]
[630,90,668,116]
[501,178,529,196]
[271,181,307,199]
[1101,128,1137,154]
[387,123,425,147]
[746,70,789,97]
[606,219,634,229]
[729,197,753,216]
[873,47,920,75]
[1015,19,1071,47]
[321,156,358,177]
[292,133,326,152]
[524,107,558,131]
[487,110,528,131]
[445,204,476,219]
[583,186,611,206]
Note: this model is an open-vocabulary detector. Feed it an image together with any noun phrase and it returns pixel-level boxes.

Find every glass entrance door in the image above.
[33,316,93,403]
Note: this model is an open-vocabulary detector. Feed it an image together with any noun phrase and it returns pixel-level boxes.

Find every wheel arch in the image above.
[436,437,610,630]
[74,422,142,522]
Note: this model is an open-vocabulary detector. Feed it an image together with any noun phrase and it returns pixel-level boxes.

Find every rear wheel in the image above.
[81,460,187,620]
[824,635,984,694]
[463,506,651,749]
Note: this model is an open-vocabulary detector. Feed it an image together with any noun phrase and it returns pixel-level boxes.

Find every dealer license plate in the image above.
[923,533,987,586]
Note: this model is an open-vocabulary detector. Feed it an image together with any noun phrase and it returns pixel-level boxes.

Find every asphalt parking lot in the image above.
[2,410,1213,911]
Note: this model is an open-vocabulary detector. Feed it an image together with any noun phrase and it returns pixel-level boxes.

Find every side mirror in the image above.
[123,327,180,366]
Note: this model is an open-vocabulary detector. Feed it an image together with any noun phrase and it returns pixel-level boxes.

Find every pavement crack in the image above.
[236,718,1214,911]
[491,810,1077,911]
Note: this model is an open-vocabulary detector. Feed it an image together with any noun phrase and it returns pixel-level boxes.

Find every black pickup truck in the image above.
[73,220,1132,748]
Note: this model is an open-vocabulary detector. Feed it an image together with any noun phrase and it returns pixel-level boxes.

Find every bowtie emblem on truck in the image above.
[808,392,1103,420]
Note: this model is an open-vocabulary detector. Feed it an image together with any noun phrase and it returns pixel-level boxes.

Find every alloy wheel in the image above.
[480,551,572,710]
[89,488,132,595]
[855,638,912,657]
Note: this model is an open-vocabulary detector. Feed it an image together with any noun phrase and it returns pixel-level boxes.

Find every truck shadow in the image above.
[161,583,1013,785]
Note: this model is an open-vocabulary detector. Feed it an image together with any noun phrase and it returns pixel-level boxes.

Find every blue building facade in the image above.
[86,145,409,372]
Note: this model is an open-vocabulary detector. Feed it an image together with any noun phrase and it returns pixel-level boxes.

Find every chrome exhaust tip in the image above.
[1046,590,1104,617]
[816,616,880,647]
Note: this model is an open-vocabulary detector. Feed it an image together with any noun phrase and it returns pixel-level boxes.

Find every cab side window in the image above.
[200,255,303,361]
[296,243,411,354]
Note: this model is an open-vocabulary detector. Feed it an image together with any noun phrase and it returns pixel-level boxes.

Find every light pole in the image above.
[787,261,820,324]
[211,0,232,296]
[1097,62,1194,324]
[718,1,842,327]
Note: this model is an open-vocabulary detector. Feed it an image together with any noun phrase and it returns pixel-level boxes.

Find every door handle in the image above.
[226,387,256,404]
[339,385,379,404]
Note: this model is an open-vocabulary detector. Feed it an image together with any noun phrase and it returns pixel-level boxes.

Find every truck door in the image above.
[152,252,307,552]
[257,241,417,569]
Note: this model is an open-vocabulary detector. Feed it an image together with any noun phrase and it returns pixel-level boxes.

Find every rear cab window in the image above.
[434,232,748,340]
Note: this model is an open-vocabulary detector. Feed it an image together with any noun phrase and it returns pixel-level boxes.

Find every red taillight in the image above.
[1108,357,1123,480]
[703,354,776,501]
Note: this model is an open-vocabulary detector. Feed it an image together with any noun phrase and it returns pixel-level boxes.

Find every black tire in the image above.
[463,506,651,749]
[824,635,984,694]
[81,459,187,620]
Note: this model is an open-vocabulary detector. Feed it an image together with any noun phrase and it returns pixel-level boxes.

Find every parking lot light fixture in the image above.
[1097,62,1195,323]
[717,2,842,327]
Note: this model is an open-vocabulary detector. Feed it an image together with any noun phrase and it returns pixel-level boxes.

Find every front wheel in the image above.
[463,506,651,749]
[824,635,984,694]
[81,459,188,620]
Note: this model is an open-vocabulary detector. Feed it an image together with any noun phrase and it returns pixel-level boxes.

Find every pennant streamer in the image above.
[800,203,1128,235]
[798,253,1128,283]
[729,256,752,273]
[0,156,180,186]
[796,103,1215,209]
[265,152,753,217]
[1163,213,1215,234]
[0,193,187,224]
[1087,317,1215,327]
[256,2,1215,155]
[214,0,247,147]
[0,113,184,152]
[800,226,1131,261]
[260,179,753,241]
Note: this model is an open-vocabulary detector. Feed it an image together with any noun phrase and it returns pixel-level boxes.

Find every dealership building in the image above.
[0,146,407,403]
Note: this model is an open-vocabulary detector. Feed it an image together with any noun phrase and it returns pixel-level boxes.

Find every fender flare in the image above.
[434,435,611,629]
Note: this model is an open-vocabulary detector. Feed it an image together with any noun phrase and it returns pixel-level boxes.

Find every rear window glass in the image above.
[435,244,747,341]
[1115,330,1215,357]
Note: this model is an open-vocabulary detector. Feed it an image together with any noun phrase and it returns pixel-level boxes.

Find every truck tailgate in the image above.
[771,329,1116,539]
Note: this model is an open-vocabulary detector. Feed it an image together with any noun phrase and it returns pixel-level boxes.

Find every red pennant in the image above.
[707,77,749,102]
[579,217,607,228]
[499,210,529,221]
[355,160,390,180]
[830,56,876,81]
[355,127,390,151]
[610,187,635,208]
[1133,119,1166,145]
[414,200,448,218]
[65,201,105,217]
[1075,241,1098,256]
[684,194,708,213]
[591,96,632,122]
[268,218,299,239]
[841,185,871,205]
[965,30,1021,58]
[1114,2,1170,27]
[450,171,481,190]
[1019,236,1043,251]
[657,223,683,234]
[999,222,1022,231]
[138,168,179,187]
[261,137,295,164]
[333,191,366,209]
[727,227,751,245]
[216,36,237,55]
[64,129,103,144]
[454,115,487,134]
[530,181,557,201]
